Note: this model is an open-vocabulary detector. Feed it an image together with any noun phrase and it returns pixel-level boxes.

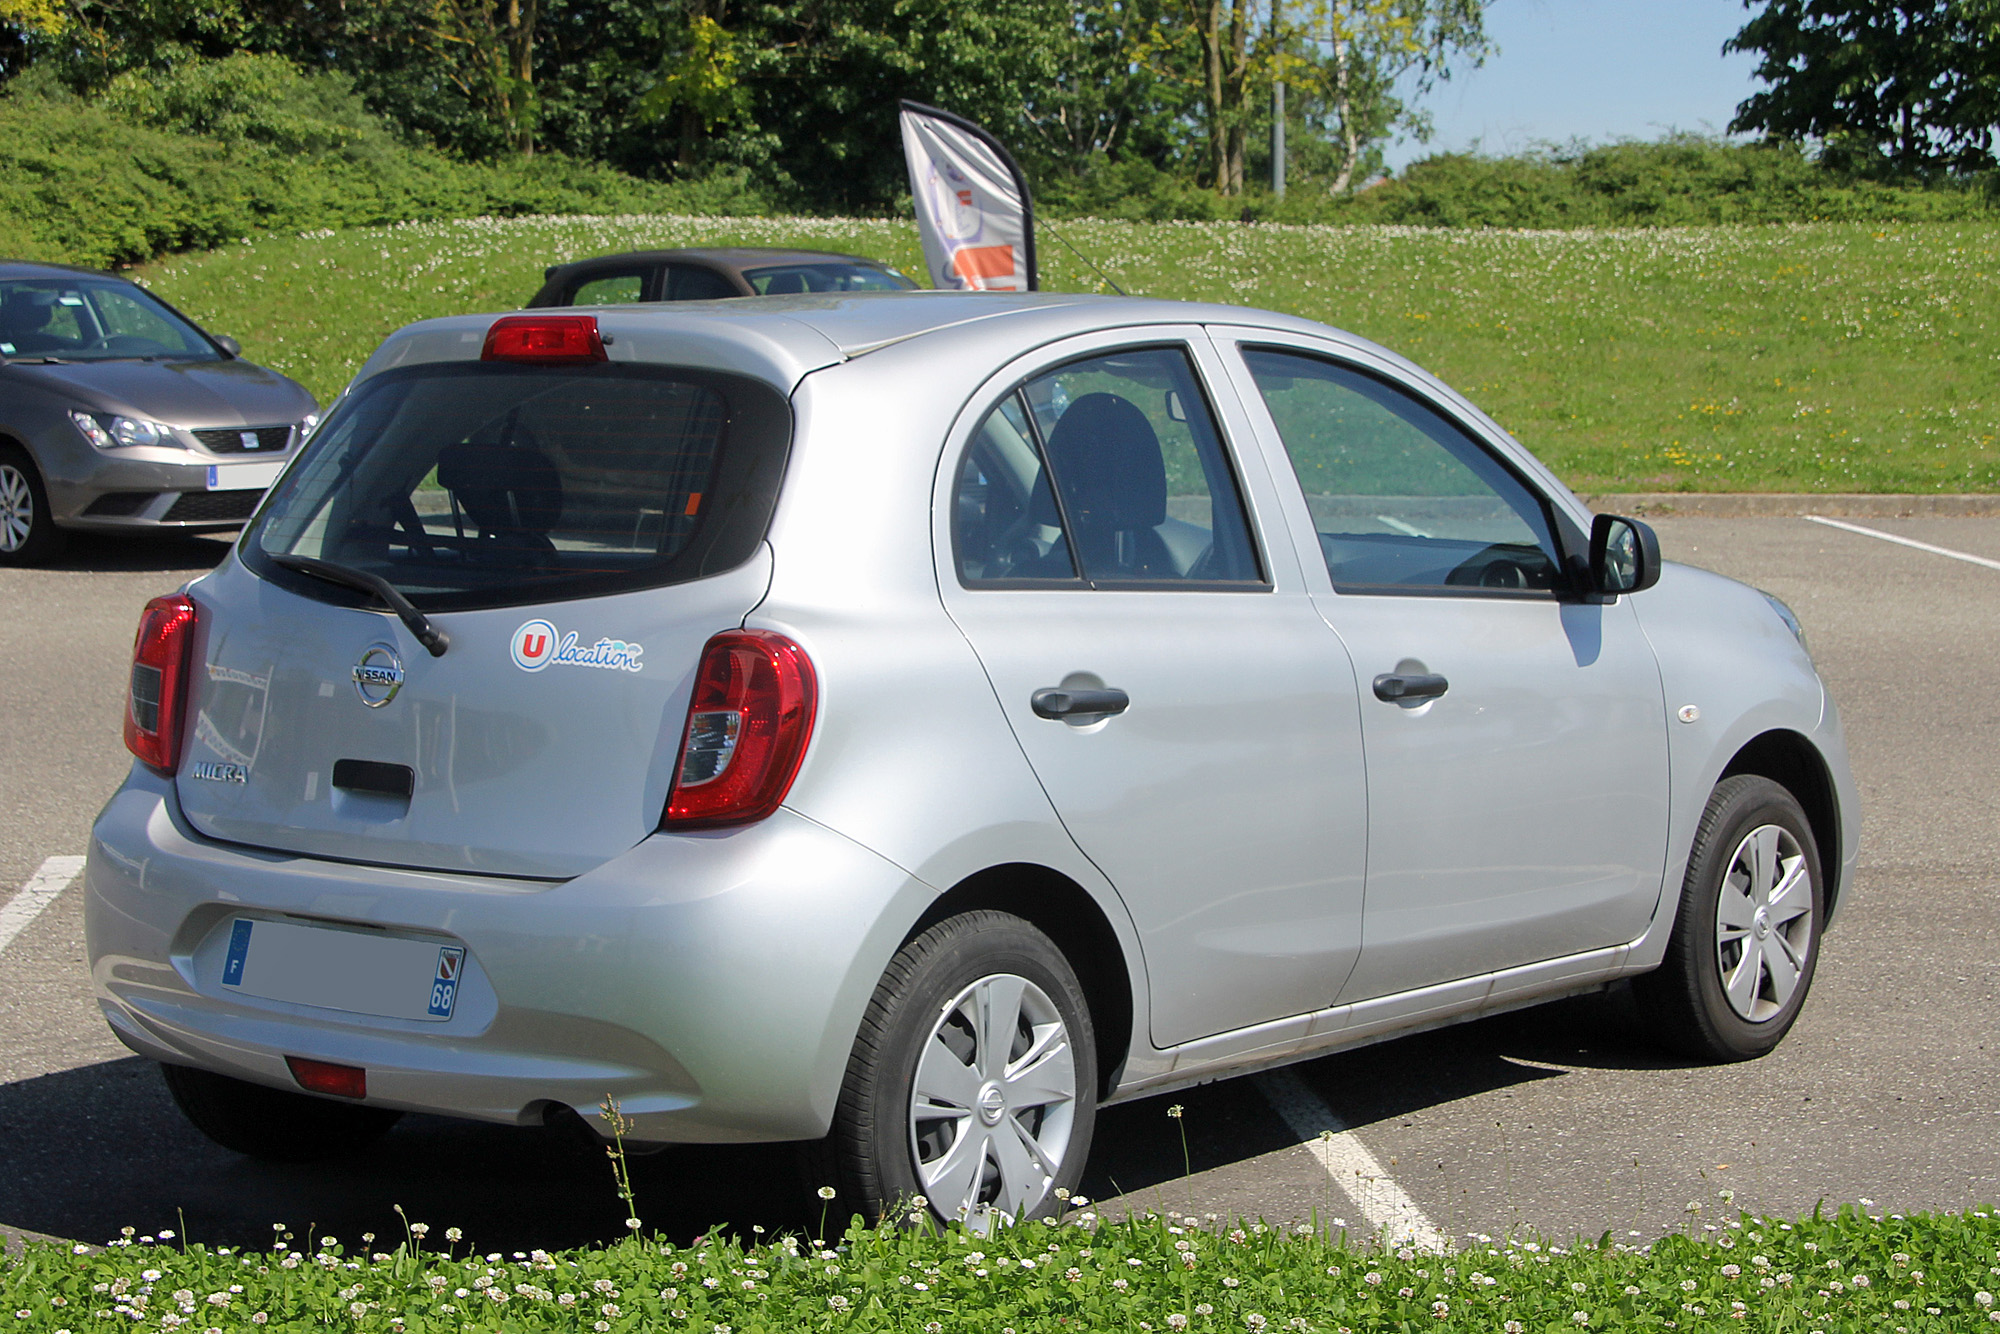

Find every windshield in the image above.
[243,362,792,612]
[742,262,917,295]
[0,278,220,362]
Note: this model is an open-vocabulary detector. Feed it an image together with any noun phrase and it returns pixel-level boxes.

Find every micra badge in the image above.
[190,761,249,784]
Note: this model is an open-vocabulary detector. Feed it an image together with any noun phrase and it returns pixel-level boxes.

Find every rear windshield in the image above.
[242,362,791,611]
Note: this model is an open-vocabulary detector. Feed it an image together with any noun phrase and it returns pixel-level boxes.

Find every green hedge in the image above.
[0,57,772,270]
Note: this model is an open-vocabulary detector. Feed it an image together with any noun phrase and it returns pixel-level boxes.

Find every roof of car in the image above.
[353,291,1368,397]
[0,259,120,281]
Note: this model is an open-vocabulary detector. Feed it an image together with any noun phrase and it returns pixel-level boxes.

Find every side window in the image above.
[1243,348,1565,595]
[953,346,1263,587]
[665,266,740,301]
[569,271,647,305]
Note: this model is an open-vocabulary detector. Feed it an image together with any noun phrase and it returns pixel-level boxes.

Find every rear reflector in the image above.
[481,314,607,364]
[124,594,196,772]
[286,1056,367,1100]
[664,630,817,829]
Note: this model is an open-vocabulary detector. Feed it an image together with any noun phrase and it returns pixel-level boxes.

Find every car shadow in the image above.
[1083,990,1676,1205]
[35,532,237,574]
[1,994,1682,1252]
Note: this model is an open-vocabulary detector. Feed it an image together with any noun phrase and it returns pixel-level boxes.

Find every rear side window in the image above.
[568,271,647,305]
[953,346,1263,588]
[244,363,790,611]
[665,266,740,301]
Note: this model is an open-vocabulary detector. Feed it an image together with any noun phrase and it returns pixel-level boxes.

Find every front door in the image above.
[937,333,1369,1048]
[1222,339,1672,1001]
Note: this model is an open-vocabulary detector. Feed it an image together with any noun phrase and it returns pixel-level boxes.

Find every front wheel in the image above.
[820,911,1097,1230]
[1636,775,1824,1061]
[0,446,63,566]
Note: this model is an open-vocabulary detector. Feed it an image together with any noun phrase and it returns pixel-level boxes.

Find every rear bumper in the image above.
[85,765,932,1143]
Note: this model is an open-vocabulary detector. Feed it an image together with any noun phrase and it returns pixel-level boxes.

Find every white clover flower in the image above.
[408,1223,430,1239]
[1978,1293,1996,1308]
[1432,1301,1449,1317]
[826,1295,849,1310]
[1222,1277,1240,1289]
[1167,1316,1188,1331]
[1722,1264,1741,1277]
[1572,1313,1590,1326]
[1572,1282,1587,1293]
[444,1228,463,1242]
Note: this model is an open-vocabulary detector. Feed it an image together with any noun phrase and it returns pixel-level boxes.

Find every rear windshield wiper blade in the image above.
[268,552,450,657]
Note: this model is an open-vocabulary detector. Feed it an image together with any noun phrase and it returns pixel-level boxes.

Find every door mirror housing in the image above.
[1589,513,1660,596]
[211,334,242,358]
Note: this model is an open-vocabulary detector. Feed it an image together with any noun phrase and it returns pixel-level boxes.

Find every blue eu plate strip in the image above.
[221,919,253,987]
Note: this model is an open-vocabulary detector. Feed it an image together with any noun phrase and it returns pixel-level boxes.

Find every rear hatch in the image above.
[176,357,792,879]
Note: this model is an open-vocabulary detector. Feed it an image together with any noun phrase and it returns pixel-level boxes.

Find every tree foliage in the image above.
[1728,0,2000,176]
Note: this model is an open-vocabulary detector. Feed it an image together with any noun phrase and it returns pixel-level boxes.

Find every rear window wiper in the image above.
[268,552,451,657]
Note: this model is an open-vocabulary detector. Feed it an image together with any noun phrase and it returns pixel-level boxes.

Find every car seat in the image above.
[1032,393,1179,580]
[0,290,63,354]
[435,423,564,557]
[760,271,808,295]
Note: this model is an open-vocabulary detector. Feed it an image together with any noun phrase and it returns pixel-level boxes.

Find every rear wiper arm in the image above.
[269,552,450,657]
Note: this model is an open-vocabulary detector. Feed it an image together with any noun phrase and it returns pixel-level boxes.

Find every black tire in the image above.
[160,1063,403,1162]
[0,445,64,566]
[1636,775,1824,1062]
[818,911,1097,1228]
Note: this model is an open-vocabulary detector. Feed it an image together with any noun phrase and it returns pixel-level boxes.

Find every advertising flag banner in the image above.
[898,101,1038,292]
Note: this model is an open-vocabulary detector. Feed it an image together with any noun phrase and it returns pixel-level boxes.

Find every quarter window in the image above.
[1243,348,1565,595]
[569,272,647,305]
[953,347,1263,587]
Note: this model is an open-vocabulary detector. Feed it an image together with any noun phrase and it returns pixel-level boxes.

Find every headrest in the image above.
[435,439,564,538]
[1043,393,1168,531]
[0,291,55,337]
[761,272,807,295]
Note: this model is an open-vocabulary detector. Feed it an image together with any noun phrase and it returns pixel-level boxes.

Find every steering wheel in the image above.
[1478,559,1529,590]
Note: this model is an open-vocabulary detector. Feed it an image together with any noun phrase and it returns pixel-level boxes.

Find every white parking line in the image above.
[1806,515,2000,572]
[0,856,86,956]
[1254,1068,1450,1252]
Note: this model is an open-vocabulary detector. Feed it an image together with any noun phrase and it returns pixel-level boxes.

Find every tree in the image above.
[1727,0,2000,176]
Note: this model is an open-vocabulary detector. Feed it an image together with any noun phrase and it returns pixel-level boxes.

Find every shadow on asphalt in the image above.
[0,995,1682,1251]
[33,532,236,575]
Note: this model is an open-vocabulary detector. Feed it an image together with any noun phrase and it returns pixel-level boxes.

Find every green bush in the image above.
[0,56,776,269]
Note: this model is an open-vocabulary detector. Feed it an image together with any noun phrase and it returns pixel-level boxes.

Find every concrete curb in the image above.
[1581,493,2000,518]
[1,1224,83,1257]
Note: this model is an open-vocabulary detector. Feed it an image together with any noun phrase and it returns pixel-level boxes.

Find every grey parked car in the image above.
[0,260,318,564]
[527,247,919,307]
[85,292,1857,1228]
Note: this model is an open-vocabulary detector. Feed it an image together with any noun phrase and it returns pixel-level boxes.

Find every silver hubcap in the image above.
[1715,823,1813,1022]
[0,464,32,553]
[909,972,1078,1227]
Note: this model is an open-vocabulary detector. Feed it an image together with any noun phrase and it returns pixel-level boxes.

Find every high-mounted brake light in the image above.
[481,314,608,364]
[124,594,196,772]
[664,630,817,829]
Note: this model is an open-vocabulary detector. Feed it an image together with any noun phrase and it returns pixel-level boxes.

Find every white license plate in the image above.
[207,461,286,492]
[218,917,465,1021]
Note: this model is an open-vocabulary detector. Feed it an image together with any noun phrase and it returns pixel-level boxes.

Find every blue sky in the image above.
[1379,0,1766,171]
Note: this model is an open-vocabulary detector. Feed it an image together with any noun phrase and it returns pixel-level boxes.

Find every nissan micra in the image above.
[85,292,1858,1228]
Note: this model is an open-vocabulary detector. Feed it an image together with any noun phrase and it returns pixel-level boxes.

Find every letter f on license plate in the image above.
[428,946,466,1019]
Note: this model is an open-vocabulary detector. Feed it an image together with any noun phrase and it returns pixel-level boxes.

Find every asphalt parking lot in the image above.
[2,514,1996,1253]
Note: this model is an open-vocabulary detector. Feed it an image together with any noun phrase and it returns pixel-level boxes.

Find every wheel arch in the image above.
[1718,728,1843,912]
[906,863,1136,1101]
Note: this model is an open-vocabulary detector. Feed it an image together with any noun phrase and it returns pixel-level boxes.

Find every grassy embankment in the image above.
[6,1203,2000,1333]
[138,216,2000,494]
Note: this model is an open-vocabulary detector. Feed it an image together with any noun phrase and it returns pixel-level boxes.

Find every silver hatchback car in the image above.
[85,292,1857,1225]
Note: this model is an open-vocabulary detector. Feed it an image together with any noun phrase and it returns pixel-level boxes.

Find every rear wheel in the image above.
[819,912,1096,1230]
[0,446,63,566]
[1636,775,1823,1061]
[161,1063,403,1162]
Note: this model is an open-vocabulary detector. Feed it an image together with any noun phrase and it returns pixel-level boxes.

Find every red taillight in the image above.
[664,630,818,829]
[286,1056,367,1099]
[481,314,607,364]
[124,594,196,772]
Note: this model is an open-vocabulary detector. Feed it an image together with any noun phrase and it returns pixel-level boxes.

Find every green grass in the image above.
[137,217,2000,494]
[7,1203,2000,1333]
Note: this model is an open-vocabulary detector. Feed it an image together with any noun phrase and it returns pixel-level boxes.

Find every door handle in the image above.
[1373,672,1449,702]
[1031,686,1130,719]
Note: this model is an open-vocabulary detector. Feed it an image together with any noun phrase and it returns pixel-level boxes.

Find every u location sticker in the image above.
[510,619,645,673]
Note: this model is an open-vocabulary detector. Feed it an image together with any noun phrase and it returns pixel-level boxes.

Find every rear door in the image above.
[177,358,792,879]
[937,330,1369,1049]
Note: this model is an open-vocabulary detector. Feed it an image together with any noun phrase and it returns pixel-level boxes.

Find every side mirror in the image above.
[1590,513,1661,596]
[212,334,242,358]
